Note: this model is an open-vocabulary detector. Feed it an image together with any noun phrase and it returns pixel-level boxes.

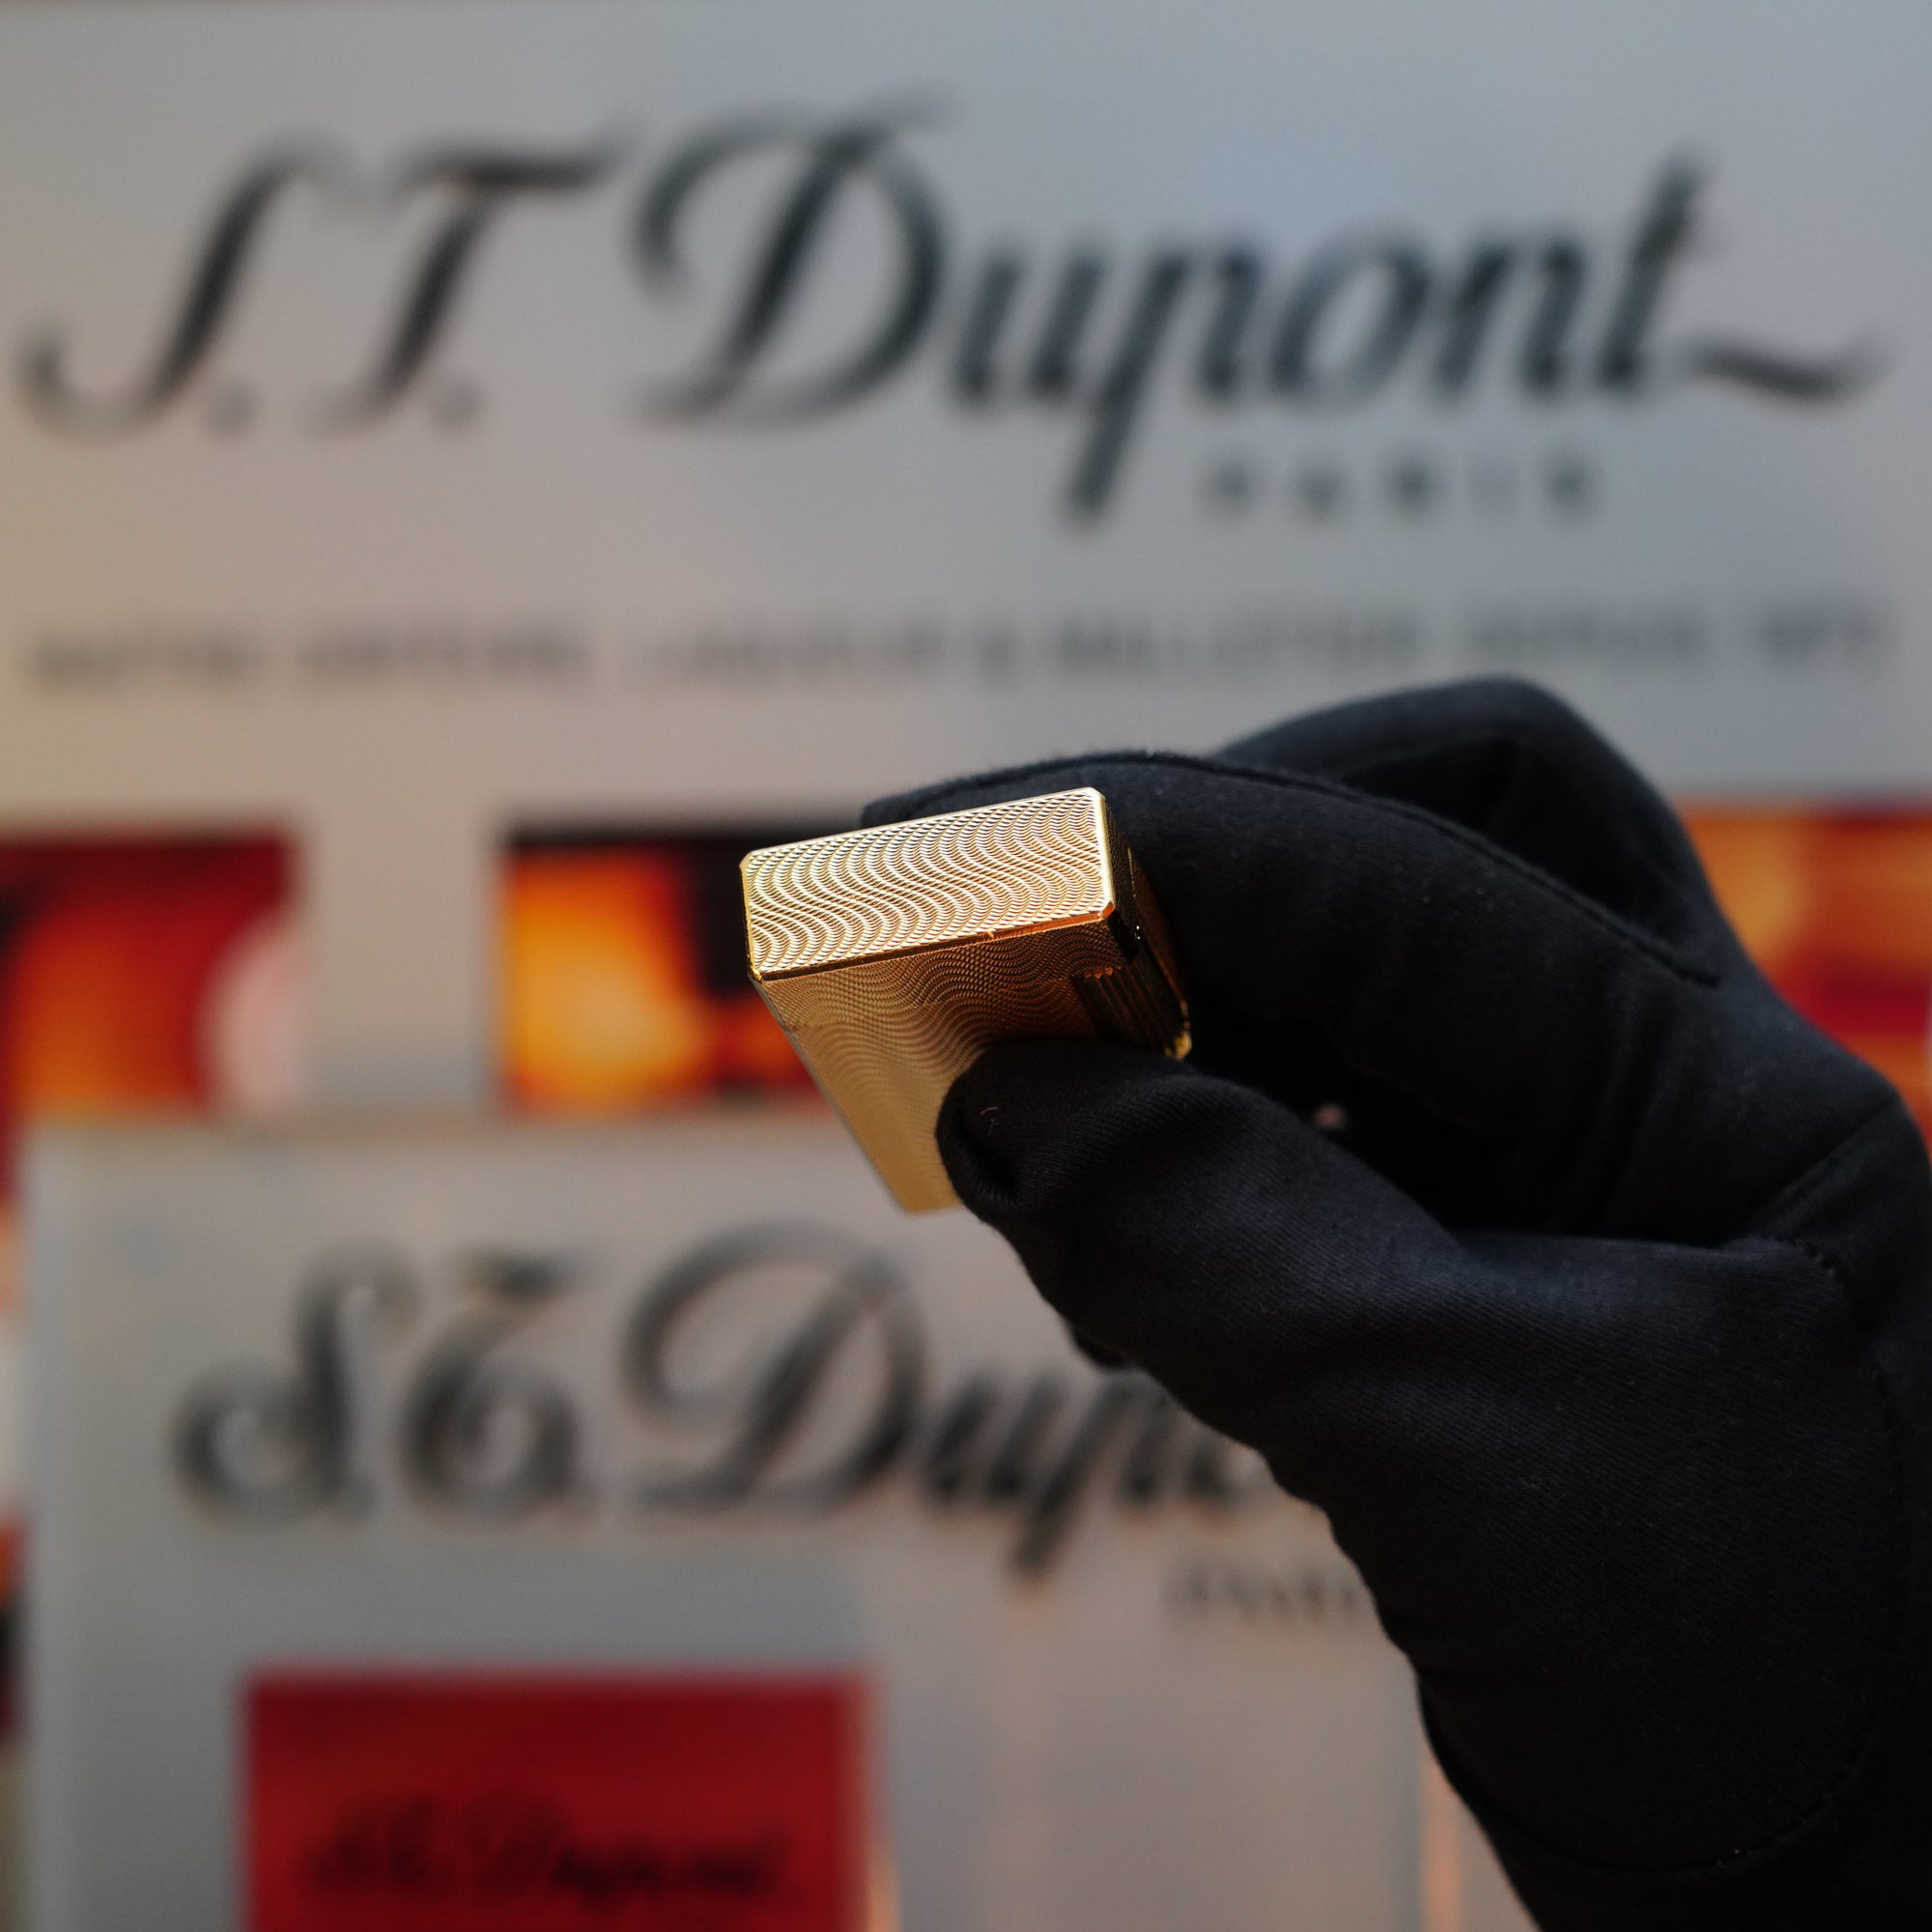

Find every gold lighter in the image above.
[742,787,1189,1211]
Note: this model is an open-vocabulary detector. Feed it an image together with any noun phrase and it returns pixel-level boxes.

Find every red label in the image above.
[246,1672,870,1932]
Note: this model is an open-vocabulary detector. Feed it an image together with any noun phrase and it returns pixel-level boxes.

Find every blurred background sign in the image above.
[29,1119,1412,1932]
[2,1,1931,1927]
[1,0,1929,1105]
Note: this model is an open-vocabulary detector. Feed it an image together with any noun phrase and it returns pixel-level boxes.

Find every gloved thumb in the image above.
[937,1035,1456,1455]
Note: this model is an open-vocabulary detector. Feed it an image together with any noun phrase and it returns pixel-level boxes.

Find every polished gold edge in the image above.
[747,900,1122,981]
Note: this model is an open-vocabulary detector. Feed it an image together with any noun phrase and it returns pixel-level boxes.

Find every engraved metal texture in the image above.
[743,787,1188,1211]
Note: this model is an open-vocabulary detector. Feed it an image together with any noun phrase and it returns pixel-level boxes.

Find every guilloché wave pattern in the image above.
[742,786,1187,1210]
[743,789,1113,979]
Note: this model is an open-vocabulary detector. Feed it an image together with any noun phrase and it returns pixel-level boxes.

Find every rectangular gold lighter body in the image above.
[742,787,1189,1211]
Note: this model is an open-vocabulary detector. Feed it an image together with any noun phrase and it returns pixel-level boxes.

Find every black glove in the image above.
[865,680,1932,1932]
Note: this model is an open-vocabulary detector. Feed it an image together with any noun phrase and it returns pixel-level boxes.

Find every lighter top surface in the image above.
[742,787,1121,980]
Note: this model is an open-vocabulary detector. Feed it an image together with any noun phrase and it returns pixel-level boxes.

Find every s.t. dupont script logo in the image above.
[171,1222,1275,1580]
[18,101,1883,518]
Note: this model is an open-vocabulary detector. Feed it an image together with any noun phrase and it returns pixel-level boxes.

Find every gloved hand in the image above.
[865,680,1932,1932]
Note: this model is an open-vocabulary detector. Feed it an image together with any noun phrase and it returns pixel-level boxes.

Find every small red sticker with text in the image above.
[247,1672,870,1932]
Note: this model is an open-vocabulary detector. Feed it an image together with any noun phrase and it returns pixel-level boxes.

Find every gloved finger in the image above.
[939,1037,1459,1432]
[1214,677,1729,953]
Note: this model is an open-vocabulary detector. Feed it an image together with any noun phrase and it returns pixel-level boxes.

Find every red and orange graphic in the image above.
[502,833,816,1112]
[1687,809,1932,1137]
[0,833,298,1223]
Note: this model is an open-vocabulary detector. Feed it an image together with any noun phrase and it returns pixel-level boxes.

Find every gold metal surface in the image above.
[742,787,1189,1210]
